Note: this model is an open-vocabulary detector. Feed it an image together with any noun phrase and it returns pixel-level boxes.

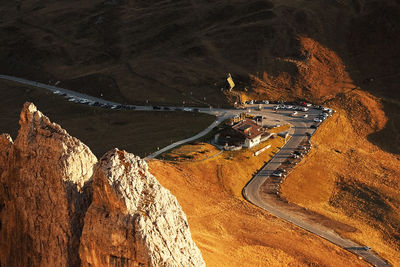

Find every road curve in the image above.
[1,74,391,266]
[145,114,229,159]
[243,115,390,267]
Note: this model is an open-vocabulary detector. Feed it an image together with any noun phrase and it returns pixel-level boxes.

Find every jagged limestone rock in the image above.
[0,103,205,267]
[80,149,206,267]
[0,133,13,175]
[0,102,97,266]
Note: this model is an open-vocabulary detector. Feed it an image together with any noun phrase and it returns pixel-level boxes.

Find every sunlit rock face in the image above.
[80,149,205,267]
[0,103,205,267]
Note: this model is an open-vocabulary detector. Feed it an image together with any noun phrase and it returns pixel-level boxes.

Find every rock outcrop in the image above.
[0,103,205,267]
[79,149,205,267]
[0,102,97,267]
[0,134,12,175]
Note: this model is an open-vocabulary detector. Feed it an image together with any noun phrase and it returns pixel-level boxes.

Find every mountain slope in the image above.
[1,0,399,265]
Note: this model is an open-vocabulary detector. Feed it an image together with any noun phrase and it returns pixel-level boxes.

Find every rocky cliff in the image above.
[0,102,205,267]
[79,149,205,267]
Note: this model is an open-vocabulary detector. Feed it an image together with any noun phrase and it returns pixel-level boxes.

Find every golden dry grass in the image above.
[268,124,291,134]
[245,25,400,265]
[281,94,400,265]
[160,142,221,162]
[148,139,367,266]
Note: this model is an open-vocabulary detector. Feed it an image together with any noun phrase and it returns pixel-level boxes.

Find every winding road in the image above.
[0,74,390,266]
[242,110,390,267]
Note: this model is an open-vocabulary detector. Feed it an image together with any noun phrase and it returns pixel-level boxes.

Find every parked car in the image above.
[313,117,322,123]
[277,168,287,173]
[271,171,283,177]
[303,114,308,118]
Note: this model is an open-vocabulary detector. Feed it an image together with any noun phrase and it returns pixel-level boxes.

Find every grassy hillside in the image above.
[149,142,366,266]
[1,0,400,264]
[281,91,400,265]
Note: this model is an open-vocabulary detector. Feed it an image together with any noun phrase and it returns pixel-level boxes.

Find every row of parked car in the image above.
[271,168,287,178]
[53,90,203,112]
[152,106,200,112]
[273,105,309,112]
[245,100,314,106]
[270,101,335,124]
[313,108,334,123]
[270,101,335,112]
[53,90,136,110]
[270,143,312,182]
[268,142,313,195]
[244,100,269,105]
[291,144,311,159]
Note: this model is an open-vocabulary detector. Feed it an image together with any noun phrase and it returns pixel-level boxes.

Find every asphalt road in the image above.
[0,74,390,266]
[145,114,230,159]
[242,108,390,267]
